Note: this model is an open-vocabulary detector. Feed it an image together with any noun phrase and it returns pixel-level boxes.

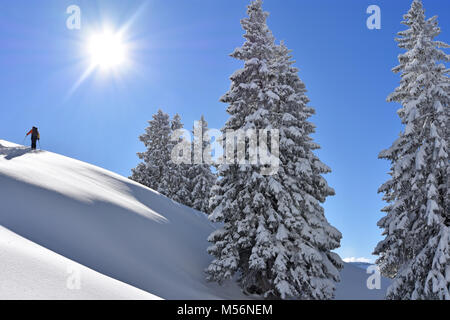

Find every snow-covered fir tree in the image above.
[168,113,192,207]
[131,110,192,207]
[206,0,342,299]
[374,0,449,300]
[130,109,172,194]
[188,115,216,213]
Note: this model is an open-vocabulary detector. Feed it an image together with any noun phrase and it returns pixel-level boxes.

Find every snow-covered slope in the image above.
[0,140,244,299]
[347,262,373,271]
[0,140,390,299]
[0,226,160,300]
[336,262,391,300]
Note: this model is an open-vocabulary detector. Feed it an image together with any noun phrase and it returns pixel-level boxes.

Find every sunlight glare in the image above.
[88,30,126,70]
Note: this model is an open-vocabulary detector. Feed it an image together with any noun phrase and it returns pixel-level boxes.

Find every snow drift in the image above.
[0,140,390,299]
[0,226,160,300]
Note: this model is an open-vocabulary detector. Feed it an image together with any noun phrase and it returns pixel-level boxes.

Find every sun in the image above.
[87,30,127,70]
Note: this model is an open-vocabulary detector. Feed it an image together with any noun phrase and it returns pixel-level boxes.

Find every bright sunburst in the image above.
[67,2,150,99]
[87,30,127,70]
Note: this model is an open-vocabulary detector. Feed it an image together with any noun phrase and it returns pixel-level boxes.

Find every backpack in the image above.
[32,127,39,139]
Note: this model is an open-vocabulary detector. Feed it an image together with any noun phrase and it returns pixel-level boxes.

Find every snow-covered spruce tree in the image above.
[131,111,193,207]
[188,115,216,213]
[167,113,192,207]
[206,0,342,299]
[130,109,172,194]
[271,41,343,298]
[374,0,449,300]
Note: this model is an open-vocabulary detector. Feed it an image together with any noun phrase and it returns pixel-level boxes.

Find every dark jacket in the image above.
[26,127,40,140]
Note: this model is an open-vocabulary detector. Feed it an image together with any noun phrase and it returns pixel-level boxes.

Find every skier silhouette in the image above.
[26,126,40,150]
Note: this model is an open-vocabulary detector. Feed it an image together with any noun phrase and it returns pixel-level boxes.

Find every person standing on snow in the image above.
[26,126,40,150]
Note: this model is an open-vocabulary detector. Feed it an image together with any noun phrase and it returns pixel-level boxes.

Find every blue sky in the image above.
[0,0,448,262]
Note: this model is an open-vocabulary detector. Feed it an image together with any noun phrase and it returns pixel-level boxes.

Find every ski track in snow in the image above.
[0,140,390,299]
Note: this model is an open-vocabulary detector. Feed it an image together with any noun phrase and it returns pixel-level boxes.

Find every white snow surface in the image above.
[0,140,390,299]
[0,226,160,300]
